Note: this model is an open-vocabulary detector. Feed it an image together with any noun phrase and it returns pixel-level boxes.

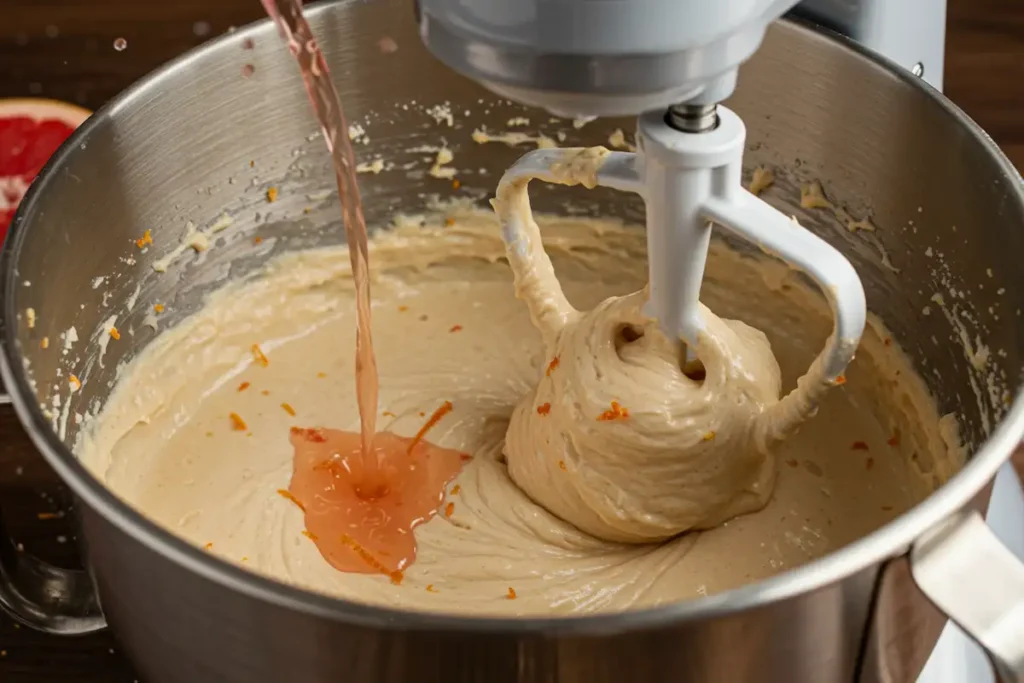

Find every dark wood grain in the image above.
[946,0,1024,170]
[0,1,1022,681]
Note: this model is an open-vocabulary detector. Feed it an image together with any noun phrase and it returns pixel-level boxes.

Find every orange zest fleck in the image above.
[261,389,270,396]
[251,343,269,367]
[277,488,306,512]
[834,374,847,386]
[702,431,716,441]
[506,587,517,600]
[36,512,62,520]
[68,374,81,390]
[851,441,869,451]
[203,542,214,551]
[339,533,403,585]
[537,402,551,416]
[398,305,408,312]
[153,303,165,313]
[229,412,247,431]
[383,410,396,418]
[883,337,893,347]
[865,457,875,471]
[109,327,120,340]
[426,584,439,593]
[316,372,327,378]
[449,324,463,333]
[444,217,455,227]
[290,426,327,443]
[452,179,461,190]
[281,402,296,416]
[558,460,567,471]
[450,484,461,495]
[887,431,901,447]
[135,229,153,249]
[40,337,49,349]
[253,236,263,245]
[445,502,455,518]
[237,381,250,392]
[266,187,279,202]
[302,529,319,541]
[407,400,454,454]
[597,401,629,421]
[545,356,560,376]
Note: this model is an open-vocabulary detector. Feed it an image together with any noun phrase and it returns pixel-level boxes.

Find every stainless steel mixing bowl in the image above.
[1,1,1023,681]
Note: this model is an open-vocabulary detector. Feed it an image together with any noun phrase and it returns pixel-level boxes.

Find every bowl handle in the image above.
[0,392,107,634]
[910,507,1024,682]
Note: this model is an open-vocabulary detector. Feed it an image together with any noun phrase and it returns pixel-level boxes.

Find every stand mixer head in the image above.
[416,0,867,373]
[415,0,802,118]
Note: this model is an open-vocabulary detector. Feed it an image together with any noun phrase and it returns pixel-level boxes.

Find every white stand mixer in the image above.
[415,1,1024,681]
[413,0,948,380]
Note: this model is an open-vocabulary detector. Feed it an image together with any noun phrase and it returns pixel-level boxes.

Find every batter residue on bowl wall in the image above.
[75,203,964,616]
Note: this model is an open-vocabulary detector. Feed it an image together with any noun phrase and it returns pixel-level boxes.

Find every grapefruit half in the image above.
[0,98,91,244]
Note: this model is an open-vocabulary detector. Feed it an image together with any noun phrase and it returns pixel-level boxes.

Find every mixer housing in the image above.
[414,0,947,119]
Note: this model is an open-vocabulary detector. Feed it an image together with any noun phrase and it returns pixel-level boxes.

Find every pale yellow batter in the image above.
[76,201,963,616]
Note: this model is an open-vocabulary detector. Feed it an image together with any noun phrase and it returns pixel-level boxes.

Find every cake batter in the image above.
[75,201,963,616]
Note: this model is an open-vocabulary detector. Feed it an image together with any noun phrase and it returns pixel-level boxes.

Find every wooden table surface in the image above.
[0,1,1022,681]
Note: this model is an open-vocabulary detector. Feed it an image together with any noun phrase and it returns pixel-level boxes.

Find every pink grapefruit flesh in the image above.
[0,98,91,243]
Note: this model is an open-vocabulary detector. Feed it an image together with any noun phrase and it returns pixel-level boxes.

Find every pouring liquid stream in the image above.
[261,0,379,463]
[262,0,466,580]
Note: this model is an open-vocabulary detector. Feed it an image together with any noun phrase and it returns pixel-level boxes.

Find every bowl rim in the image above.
[2,1,1023,635]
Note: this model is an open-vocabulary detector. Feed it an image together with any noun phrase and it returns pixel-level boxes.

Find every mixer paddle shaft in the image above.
[639,109,739,352]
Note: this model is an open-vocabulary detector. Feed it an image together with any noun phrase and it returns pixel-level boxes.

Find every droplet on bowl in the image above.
[113,37,127,51]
